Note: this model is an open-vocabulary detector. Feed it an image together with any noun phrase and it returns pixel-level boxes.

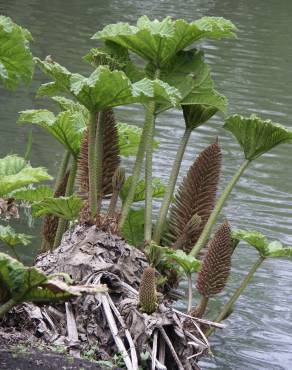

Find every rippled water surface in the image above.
[1,0,292,368]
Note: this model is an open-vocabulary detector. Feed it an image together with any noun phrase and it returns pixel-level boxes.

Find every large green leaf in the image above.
[0,253,46,296]
[120,177,165,203]
[166,249,201,274]
[232,229,268,255]
[18,109,85,157]
[0,225,32,247]
[0,16,34,89]
[93,16,236,67]
[0,253,107,304]
[224,114,292,160]
[0,155,52,196]
[32,195,83,220]
[52,96,90,127]
[35,59,181,112]
[121,207,144,246]
[117,122,159,156]
[157,49,227,114]
[232,229,292,258]
[12,185,54,202]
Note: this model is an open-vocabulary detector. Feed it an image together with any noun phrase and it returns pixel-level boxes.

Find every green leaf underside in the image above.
[0,155,52,196]
[224,114,292,160]
[0,225,32,247]
[93,16,236,66]
[11,185,54,202]
[166,249,201,274]
[117,122,159,156]
[121,207,144,246]
[35,59,180,111]
[18,109,85,157]
[232,229,292,258]
[156,49,227,114]
[32,195,83,220]
[120,176,165,203]
[0,16,34,89]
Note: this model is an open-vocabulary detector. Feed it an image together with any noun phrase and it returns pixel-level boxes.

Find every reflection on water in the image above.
[1,0,292,368]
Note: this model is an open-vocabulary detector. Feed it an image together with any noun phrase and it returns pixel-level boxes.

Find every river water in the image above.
[1,0,292,369]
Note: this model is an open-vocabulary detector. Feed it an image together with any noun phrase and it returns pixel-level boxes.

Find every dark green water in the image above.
[1,0,292,369]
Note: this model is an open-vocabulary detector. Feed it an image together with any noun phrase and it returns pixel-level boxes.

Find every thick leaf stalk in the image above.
[41,169,70,252]
[167,141,222,252]
[0,297,18,319]
[195,221,232,316]
[88,112,98,219]
[153,127,192,244]
[206,256,264,337]
[108,167,125,217]
[119,111,152,229]
[53,159,77,249]
[95,110,106,213]
[144,101,156,242]
[76,109,120,200]
[138,267,157,314]
[190,160,250,257]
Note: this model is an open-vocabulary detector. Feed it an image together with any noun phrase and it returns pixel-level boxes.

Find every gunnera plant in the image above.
[2,14,292,370]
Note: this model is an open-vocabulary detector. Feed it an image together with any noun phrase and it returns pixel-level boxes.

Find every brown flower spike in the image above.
[196,221,232,298]
[138,267,157,314]
[168,140,221,252]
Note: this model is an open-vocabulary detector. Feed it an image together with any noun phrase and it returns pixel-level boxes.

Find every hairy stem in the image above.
[95,110,106,214]
[190,159,250,257]
[54,150,70,192]
[10,247,20,261]
[153,127,192,244]
[195,295,209,318]
[144,101,156,243]
[53,159,77,249]
[187,273,193,313]
[40,150,70,252]
[107,190,119,217]
[88,112,98,219]
[206,256,264,337]
[0,298,18,319]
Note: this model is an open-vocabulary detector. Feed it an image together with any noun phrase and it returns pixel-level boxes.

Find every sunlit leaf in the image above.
[32,195,83,220]
[12,185,53,202]
[93,16,236,66]
[166,249,201,274]
[224,114,292,160]
[120,176,165,203]
[117,122,159,157]
[0,155,52,196]
[19,109,85,157]
[232,229,292,259]
[121,207,144,246]
[0,16,34,89]
[0,225,32,247]
[35,59,180,111]
[266,242,292,258]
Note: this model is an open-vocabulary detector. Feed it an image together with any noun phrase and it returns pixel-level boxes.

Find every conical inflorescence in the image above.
[138,267,157,314]
[168,140,222,252]
[196,220,232,297]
